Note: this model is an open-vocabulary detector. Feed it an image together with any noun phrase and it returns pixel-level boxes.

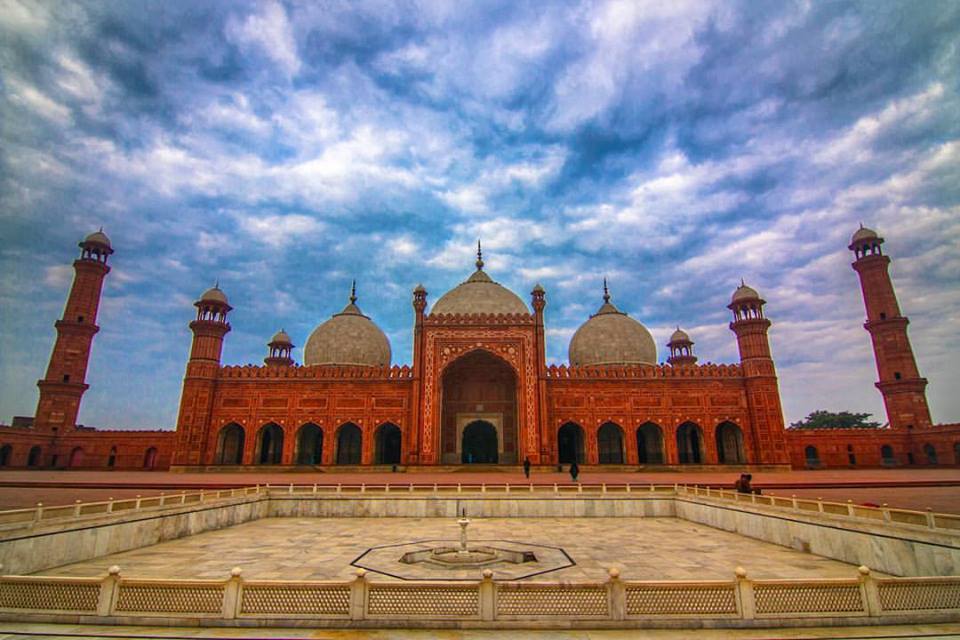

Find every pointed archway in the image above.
[336,423,362,465]
[440,350,517,464]
[597,422,624,464]
[256,423,284,464]
[375,423,402,465]
[716,421,745,464]
[215,423,245,464]
[296,423,323,465]
[461,420,498,463]
[557,422,585,464]
[636,422,664,464]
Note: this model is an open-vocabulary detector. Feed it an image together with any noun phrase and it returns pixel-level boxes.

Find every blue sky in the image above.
[1,1,958,430]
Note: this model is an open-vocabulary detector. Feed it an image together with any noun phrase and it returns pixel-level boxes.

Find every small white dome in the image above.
[304,290,391,367]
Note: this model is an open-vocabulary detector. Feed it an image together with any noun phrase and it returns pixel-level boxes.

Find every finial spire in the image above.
[602,277,610,303]
[476,240,484,270]
[740,278,745,287]
[214,278,220,289]
[350,279,357,304]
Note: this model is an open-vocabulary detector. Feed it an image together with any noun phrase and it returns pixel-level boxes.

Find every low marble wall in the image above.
[675,497,960,577]
[0,497,269,575]
[268,495,675,518]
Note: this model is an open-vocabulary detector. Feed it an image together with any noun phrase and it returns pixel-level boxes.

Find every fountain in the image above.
[399,509,537,568]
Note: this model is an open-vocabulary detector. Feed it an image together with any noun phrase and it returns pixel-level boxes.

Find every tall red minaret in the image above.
[171,285,232,466]
[849,226,932,430]
[34,230,113,433]
[728,283,790,465]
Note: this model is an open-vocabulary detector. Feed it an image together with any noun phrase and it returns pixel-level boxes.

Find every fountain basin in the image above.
[400,545,537,568]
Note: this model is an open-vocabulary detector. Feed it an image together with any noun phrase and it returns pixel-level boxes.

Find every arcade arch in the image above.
[440,349,518,464]
[715,422,745,464]
[336,423,362,465]
[256,423,284,465]
[636,422,664,464]
[215,423,245,464]
[676,422,703,464]
[296,423,323,465]
[557,422,585,464]
[375,423,402,465]
[597,422,625,464]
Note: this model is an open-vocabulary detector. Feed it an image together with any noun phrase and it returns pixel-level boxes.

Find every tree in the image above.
[789,410,881,429]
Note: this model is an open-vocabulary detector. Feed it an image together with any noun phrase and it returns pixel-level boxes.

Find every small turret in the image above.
[667,327,697,366]
[264,329,294,366]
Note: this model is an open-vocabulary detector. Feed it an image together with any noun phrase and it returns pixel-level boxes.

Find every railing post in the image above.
[223,567,243,619]
[505,483,510,493]
[480,569,495,621]
[135,495,142,510]
[626,483,631,493]
[74,500,82,518]
[481,483,486,493]
[361,483,366,493]
[288,483,293,495]
[529,483,533,492]
[313,483,318,495]
[350,569,367,620]
[791,494,797,509]
[817,498,824,513]
[601,483,607,494]
[159,492,165,505]
[553,483,558,494]
[181,491,187,505]
[735,567,754,620]
[847,500,855,517]
[106,498,113,513]
[98,565,121,616]
[881,503,891,522]
[858,566,880,616]
[926,508,936,529]
[337,483,342,494]
[199,490,205,503]
[607,567,625,621]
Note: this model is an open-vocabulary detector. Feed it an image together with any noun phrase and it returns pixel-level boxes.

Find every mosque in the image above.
[0,227,957,470]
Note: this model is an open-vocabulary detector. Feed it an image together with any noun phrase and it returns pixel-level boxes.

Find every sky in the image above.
[0,0,958,430]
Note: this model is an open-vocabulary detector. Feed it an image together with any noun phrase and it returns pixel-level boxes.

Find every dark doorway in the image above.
[296,423,323,465]
[107,447,117,467]
[677,422,703,464]
[216,424,245,464]
[598,422,624,464]
[557,422,585,464]
[716,422,745,464]
[256,423,284,464]
[441,350,517,464]
[0,445,10,467]
[337,423,362,464]
[462,420,498,463]
[636,422,664,464]
[143,447,158,469]
[375,423,402,465]
[27,446,42,467]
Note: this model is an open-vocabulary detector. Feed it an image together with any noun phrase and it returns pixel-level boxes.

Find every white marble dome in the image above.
[430,264,528,316]
[304,293,391,367]
[568,293,657,366]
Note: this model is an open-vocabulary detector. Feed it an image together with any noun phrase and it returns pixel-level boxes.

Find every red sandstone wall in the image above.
[785,425,960,468]
[0,426,174,469]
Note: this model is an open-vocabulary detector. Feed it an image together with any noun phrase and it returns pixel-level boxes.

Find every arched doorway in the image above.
[805,445,820,467]
[557,422,584,464]
[143,447,158,469]
[954,442,960,465]
[336,423,362,464]
[880,444,896,466]
[461,421,498,463]
[636,422,664,464]
[69,447,84,468]
[27,446,42,467]
[216,423,245,464]
[296,423,323,465]
[0,445,10,466]
[107,446,117,467]
[256,423,284,465]
[716,422,745,464]
[924,443,938,465]
[441,350,518,464]
[375,423,402,465]
[676,422,703,464]
[598,422,624,464]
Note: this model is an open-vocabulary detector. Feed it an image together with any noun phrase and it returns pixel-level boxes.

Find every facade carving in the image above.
[1,228,957,470]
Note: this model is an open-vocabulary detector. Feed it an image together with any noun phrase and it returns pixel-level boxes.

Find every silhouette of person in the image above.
[523,457,531,479]
[569,460,579,482]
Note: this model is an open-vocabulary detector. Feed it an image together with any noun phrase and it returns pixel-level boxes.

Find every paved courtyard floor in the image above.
[38,517,874,582]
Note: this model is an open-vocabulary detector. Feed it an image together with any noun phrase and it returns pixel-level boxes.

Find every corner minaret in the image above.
[34,230,113,433]
[728,282,789,464]
[171,285,232,466]
[849,226,931,429]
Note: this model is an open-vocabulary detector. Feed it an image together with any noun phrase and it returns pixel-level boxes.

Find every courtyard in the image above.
[37,516,875,583]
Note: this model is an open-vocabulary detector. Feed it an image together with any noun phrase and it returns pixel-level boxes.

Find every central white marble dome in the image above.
[430,254,528,316]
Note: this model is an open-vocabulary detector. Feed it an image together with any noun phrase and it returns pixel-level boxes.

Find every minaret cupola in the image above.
[667,327,697,366]
[265,329,295,366]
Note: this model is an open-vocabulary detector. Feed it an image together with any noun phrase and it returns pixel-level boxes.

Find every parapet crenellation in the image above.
[545,362,743,379]
[219,364,414,380]
[424,312,535,325]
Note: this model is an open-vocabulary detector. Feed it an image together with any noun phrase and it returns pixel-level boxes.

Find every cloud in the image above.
[0,1,958,429]
[225,1,301,77]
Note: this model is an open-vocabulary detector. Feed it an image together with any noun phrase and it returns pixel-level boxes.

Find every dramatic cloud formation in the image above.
[1,0,958,428]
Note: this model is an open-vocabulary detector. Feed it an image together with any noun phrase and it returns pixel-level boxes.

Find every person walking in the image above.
[523,456,531,479]
[569,460,579,482]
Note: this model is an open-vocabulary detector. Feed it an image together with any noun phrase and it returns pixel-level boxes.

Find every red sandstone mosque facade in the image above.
[1,228,957,471]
